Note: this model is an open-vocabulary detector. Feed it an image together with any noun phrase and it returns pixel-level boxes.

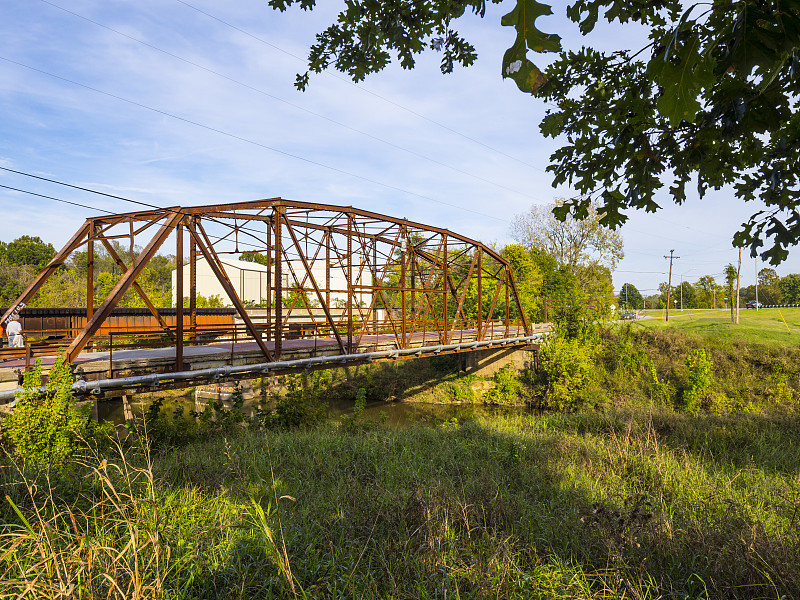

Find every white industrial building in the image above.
[171,257,371,308]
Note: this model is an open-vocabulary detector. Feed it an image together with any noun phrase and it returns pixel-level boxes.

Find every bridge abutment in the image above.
[464,345,539,376]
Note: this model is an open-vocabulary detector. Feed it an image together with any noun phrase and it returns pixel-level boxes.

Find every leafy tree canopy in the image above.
[272,0,800,264]
[511,199,624,275]
[239,251,271,267]
[619,282,643,310]
[0,236,56,270]
[779,272,800,303]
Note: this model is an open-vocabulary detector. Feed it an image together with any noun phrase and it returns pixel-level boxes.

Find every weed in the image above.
[1,353,110,469]
[683,349,715,414]
[484,365,524,405]
[536,336,598,411]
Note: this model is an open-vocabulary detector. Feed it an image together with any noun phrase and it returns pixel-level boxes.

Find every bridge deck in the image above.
[0,325,547,396]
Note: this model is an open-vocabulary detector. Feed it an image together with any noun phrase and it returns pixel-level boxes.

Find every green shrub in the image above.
[683,349,715,414]
[353,387,367,419]
[538,336,598,411]
[1,354,97,468]
[648,363,675,406]
[445,373,476,403]
[258,376,328,430]
[484,365,524,405]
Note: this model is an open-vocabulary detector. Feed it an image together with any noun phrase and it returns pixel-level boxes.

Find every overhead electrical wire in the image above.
[0,179,272,253]
[39,0,541,202]
[172,0,547,174]
[0,183,114,214]
[0,55,509,224]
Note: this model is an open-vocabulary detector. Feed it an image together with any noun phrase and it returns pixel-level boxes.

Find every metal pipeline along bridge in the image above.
[0,199,548,404]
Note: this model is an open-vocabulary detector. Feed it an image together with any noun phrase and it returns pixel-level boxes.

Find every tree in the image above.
[239,251,271,267]
[499,244,544,321]
[618,283,643,310]
[0,236,56,270]
[510,200,624,279]
[273,1,800,264]
[658,282,671,310]
[724,264,738,323]
[757,267,783,305]
[695,275,721,308]
[779,273,800,304]
[677,281,697,309]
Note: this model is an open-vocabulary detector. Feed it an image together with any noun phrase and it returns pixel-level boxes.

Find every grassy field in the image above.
[634,307,800,346]
[2,312,800,599]
[2,407,799,599]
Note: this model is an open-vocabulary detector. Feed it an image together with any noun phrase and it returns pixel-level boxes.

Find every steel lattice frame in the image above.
[1,199,531,366]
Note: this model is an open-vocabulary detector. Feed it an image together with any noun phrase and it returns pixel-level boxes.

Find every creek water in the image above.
[97,391,532,428]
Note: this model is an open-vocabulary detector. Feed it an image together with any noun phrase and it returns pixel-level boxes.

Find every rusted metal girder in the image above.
[4,199,532,371]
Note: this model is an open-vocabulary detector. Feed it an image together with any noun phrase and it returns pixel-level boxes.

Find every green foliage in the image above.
[353,387,367,420]
[484,365,524,405]
[619,282,643,310]
[181,293,225,308]
[445,373,477,403]
[779,273,800,303]
[238,251,271,266]
[682,349,715,414]
[0,235,56,269]
[649,363,675,406]
[274,0,800,262]
[537,336,598,411]
[143,388,249,449]
[1,354,97,468]
[258,376,328,430]
[500,0,559,92]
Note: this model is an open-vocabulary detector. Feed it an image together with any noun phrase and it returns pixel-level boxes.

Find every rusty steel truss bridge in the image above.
[0,199,545,399]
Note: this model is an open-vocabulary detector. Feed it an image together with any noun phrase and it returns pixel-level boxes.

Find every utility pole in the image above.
[755,255,759,311]
[664,250,679,322]
[736,248,742,324]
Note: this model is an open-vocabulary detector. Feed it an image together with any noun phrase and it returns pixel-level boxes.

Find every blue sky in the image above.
[1,0,795,297]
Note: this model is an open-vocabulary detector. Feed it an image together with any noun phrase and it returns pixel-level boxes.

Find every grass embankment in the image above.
[636,307,800,346]
[2,408,799,599]
[3,318,800,599]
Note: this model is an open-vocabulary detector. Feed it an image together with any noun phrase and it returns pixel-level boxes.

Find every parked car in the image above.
[745,301,763,309]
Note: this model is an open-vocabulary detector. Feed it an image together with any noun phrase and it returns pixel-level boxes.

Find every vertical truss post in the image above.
[176,221,184,371]
[372,239,377,343]
[410,243,415,325]
[442,235,448,344]
[274,206,283,359]
[400,227,406,349]
[266,218,272,341]
[325,228,331,315]
[87,221,94,324]
[505,266,510,336]
[347,214,353,354]
[189,219,197,339]
[477,248,482,340]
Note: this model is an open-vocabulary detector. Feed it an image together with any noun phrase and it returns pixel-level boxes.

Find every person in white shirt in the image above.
[6,318,24,348]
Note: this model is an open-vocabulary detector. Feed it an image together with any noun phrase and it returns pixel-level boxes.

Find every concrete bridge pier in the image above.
[194,380,256,412]
[463,344,539,376]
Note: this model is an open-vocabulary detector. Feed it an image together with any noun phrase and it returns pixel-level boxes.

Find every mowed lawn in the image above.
[634,307,800,346]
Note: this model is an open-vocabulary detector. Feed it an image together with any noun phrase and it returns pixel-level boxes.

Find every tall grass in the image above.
[3,407,797,599]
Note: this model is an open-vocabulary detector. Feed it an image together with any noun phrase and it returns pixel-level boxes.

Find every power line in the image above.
[172,0,547,174]
[0,180,273,252]
[0,55,509,224]
[0,183,114,213]
[39,0,541,202]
